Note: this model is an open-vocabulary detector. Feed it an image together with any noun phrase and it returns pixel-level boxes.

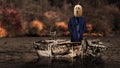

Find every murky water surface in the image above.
[0,37,119,68]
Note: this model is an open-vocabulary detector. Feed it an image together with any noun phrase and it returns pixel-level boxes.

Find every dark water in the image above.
[0,57,119,68]
[0,37,119,68]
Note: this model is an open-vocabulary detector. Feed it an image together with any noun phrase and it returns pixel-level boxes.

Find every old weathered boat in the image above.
[33,38,106,59]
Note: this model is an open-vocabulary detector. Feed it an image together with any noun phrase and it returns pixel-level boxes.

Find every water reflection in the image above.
[0,56,119,68]
[23,56,105,68]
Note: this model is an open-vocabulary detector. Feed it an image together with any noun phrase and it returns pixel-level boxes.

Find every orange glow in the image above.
[0,23,7,37]
[31,20,45,31]
[55,22,68,31]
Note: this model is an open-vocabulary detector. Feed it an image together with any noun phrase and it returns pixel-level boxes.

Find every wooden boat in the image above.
[33,39,106,58]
